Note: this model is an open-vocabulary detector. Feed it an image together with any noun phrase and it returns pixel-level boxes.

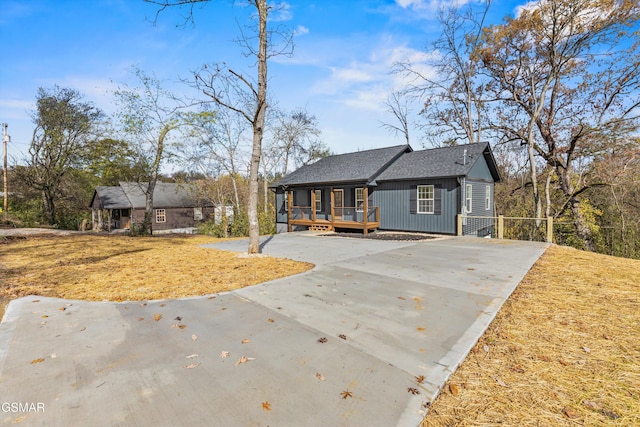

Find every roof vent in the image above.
[463,149,467,166]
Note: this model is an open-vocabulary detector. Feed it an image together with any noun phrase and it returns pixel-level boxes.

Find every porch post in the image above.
[311,189,317,222]
[330,187,335,229]
[287,190,293,232]
[363,186,369,235]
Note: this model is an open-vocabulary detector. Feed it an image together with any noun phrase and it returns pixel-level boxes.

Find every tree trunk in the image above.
[557,165,595,251]
[247,0,268,254]
[42,188,56,225]
[143,125,169,235]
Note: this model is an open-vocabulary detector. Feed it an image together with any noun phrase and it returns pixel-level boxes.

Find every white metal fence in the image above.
[457,215,554,243]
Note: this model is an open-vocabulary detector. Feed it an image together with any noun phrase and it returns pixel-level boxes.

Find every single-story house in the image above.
[270,142,501,236]
[89,181,217,234]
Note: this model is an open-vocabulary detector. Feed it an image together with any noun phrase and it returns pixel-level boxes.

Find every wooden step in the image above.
[308,224,333,232]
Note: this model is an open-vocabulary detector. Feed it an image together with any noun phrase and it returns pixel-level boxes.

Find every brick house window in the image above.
[155,209,166,223]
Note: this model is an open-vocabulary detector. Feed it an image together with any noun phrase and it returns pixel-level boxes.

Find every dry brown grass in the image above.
[2,236,638,425]
[422,245,640,426]
[0,234,312,317]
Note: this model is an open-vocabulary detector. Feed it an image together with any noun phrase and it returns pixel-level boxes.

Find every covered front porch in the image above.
[285,187,380,234]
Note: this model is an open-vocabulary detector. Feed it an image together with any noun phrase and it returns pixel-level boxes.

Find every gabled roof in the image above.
[91,182,212,209]
[375,142,501,182]
[271,144,411,187]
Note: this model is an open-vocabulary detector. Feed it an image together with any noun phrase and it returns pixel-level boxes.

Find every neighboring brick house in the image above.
[89,182,216,234]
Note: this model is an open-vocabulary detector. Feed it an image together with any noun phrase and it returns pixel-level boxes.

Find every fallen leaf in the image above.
[184,363,200,369]
[267,318,275,323]
[140,302,147,307]
[241,339,250,344]
[191,334,197,341]
[186,354,198,359]
[178,324,187,330]
[582,400,601,410]
[32,300,40,303]
[563,407,579,419]
[340,390,353,399]
[79,326,86,331]
[31,358,45,364]
[397,296,406,300]
[413,297,422,302]
[137,318,144,321]
[235,356,254,366]
[415,375,425,384]
[602,334,612,340]
[407,387,420,395]
[449,383,459,396]
[338,334,347,340]
[50,353,57,359]
[559,359,569,366]
[467,267,476,271]
[174,316,182,321]
[220,351,230,359]
[416,327,425,332]
[317,337,327,343]
[315,373,325,381]
[208,296,216,300]
[59,307,66,311]
[153,314,162,321]
[582,346,591,353]
[41,315,48,319]
[160,303,166,307]
[261,401,271,411]
[495,377,507,387]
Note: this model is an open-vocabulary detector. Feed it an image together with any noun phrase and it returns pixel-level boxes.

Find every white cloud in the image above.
[294,25,309,36]
[269,2,292,22]
[395,0,473,11]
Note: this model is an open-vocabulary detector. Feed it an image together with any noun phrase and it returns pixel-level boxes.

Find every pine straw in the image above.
[0,234,312,316]
[422,245,640,426]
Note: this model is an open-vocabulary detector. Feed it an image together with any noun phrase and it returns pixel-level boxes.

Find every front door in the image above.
[333,189,343,220]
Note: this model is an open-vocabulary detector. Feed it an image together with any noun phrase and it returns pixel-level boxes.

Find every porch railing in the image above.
[290,206,380,224]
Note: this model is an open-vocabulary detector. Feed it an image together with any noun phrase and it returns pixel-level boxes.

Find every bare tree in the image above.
[380,90,411,144]
[395,1,491,146]
[114,68,194,234]
[475,0,640,250]
[270,108,326,174]
[145,0,293,253]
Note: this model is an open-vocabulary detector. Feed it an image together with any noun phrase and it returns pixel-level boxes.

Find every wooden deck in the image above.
[289,218,381,233]
[288,206,380,234]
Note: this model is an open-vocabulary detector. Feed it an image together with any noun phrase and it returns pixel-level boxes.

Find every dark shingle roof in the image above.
[271,144,411,187]
[93,182,211,209]
[375,142,499,181]
[119,182,202,208]
[93,186,131,209]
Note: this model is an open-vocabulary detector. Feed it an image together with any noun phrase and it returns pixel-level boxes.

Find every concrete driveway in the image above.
[0,233,548,426]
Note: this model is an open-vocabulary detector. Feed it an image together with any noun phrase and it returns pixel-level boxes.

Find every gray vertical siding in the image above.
[466,180,495,217]
[374,179,459,234]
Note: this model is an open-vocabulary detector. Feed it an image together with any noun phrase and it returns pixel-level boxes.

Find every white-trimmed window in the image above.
[417,185,435,214]
[194,207,203,221]
[314,189,322,212]
[465,184,473,213]
[355,188,364,212]
[155,209,166,223]
[485,185,491,210]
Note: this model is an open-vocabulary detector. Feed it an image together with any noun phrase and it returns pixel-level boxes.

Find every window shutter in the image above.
[434,186,442,215]
[409,185,417,214]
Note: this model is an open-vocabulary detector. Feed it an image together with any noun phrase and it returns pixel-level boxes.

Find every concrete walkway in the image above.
[0,233,548,426]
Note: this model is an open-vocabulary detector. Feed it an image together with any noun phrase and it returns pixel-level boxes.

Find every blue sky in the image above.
[0,0,523,165]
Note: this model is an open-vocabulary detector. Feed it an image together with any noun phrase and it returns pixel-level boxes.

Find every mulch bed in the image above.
[323,231,437,241]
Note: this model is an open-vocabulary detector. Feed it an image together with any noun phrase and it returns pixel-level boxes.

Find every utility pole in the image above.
[2,123,9,214]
